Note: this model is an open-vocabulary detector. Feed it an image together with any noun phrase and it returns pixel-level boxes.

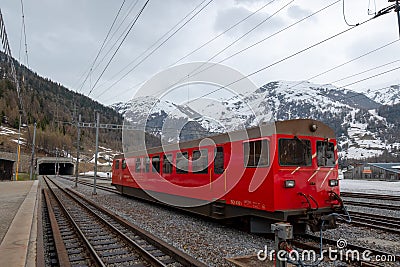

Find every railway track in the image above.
[42,176,206,266]
[343,200,400,211]
[57,175,120,194]
[341,192,400,202]
[348,211,400,234]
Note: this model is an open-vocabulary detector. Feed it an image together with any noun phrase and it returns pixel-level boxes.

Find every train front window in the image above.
[279,138,311,166]
[152,155,160,173]
[115,160,120,169]
[192,149,208,174]
[244,139,269,167]
[176,152,188,174]
[122,159,127,169]
[317,141,335,167]
[163,154,173,174]
[135,158,141,173]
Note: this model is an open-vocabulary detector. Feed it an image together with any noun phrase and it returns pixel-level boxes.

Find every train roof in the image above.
[114,119,335,159]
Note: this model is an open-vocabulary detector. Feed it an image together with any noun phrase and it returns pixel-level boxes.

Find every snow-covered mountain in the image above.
[111,81,400,160]
[366,85,400,106]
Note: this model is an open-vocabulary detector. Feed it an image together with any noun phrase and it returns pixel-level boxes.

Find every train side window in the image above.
[122,159,127,169]
[152,155,160,173]
[317,141,335,167]
[244,139,269,167]
[135,158,141,173]
[279,138,311,166]
[176,152,188,174]
[192,149,208,174]
[214,147,224,174]
[145,157,150,173]
[163,154,173,174]
[115,160,120,169]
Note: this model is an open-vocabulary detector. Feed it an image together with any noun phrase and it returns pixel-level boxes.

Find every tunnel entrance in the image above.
[38,163,56,175]
[37,157,75,175]
[38,162,74,175]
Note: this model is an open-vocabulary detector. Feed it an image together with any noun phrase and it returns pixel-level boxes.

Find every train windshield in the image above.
[317,141,335,167]
[279,138,311,166]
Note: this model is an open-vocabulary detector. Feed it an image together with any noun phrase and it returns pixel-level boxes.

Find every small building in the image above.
[343,162,400,181]
[0,158,15,181]
[369,163,400,181]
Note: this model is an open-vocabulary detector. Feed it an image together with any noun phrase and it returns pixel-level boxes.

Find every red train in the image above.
[112,119,344,233]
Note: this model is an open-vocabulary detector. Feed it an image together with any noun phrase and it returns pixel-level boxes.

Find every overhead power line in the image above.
[94,0,214,99]
[88,0,151,96]
[185,0,341,85]
[106,0,341,103]
[18,0,29,68]
[81,0,141,88]
[94,0,211,96]
[181,10,383,108]
[77,0,127,93]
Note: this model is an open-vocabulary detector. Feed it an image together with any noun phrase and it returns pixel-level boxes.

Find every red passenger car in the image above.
[112,119,343,233]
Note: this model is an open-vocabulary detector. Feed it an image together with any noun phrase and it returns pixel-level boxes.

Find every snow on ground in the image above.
[80,171,111,178]
[0,126,19,135]
[340,179,400,196]
[12,139,25,145]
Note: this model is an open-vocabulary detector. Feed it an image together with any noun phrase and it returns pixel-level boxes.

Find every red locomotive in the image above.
[112,119,344,233]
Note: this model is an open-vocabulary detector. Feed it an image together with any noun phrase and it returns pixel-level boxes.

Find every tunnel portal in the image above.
[37,157,75,175]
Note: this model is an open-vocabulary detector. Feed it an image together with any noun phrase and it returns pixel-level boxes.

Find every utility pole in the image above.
[395,0,400,37]
[93,112,99,195]
[383,1,400,37]
[55,147,59,176]
[14,114,22,181]
[29,122,36,180]
[75,114,81,187]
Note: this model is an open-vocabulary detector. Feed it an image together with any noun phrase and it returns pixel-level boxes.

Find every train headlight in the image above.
[309,124,318,132]
[329,179,339,187]
[284,180,295,188]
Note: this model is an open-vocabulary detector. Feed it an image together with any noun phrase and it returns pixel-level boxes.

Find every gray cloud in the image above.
[214,5,285,38]
[287,5,314,20]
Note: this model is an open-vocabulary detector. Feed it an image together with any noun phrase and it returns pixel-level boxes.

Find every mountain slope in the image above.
[111,80,400,161]
[366,85,400,106]
[0,51,123,156]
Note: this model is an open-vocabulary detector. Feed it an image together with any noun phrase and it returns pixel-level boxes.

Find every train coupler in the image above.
[309,214,337,232]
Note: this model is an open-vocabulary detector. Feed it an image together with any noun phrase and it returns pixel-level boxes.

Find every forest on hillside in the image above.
[0,52,124,156]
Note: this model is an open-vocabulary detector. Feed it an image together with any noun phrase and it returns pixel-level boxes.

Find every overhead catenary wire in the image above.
[87,0,150,97]
[18,0,29,68]
[224,38,400,111]
[94,0,214,99]
[127,0,287,99]
[177,0,292,82]
[168,0,276,67]
[82,0,141,84]
[329,59,400,84]
[74,0,140,92]
[93,0,212,96]
[94,0,273,97]
[342,0,359,27]
[105,0,342,103]
[164,11,378,109]
[77,0,127,93]
[237,63,400,115]
[112,7,396,136]
[181,0,342,87]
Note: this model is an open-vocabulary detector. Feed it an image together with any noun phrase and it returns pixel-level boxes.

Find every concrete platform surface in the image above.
[0,180,39,267]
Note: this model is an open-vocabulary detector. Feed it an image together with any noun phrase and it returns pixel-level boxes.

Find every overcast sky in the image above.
[2,0,400,106]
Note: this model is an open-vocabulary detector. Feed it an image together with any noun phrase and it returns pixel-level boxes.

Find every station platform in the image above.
[0,180,39,267]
